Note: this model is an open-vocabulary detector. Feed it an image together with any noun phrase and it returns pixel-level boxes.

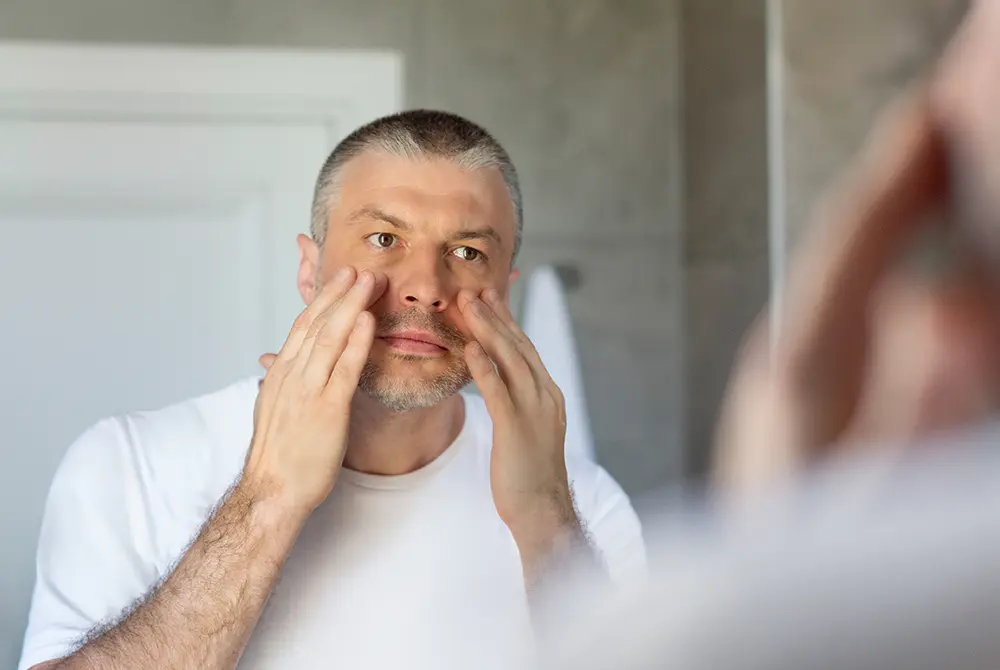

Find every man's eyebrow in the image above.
[452,227,502,245]
[347,207,412,231]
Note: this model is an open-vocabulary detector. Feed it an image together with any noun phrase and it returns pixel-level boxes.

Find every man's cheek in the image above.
[447,307,475,343]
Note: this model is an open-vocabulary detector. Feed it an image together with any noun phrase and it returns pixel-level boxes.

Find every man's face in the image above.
[297,152,518,412]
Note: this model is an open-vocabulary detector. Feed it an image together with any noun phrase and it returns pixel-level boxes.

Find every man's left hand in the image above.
[458,288,585,574]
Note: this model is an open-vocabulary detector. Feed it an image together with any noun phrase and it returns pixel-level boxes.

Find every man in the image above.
[18,110,645,670]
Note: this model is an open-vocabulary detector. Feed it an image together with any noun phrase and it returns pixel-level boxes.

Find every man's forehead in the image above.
[334,152,516,227]
[338,151,498,191]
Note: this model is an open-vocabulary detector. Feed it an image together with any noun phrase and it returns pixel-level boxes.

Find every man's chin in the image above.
[357,363,472,413]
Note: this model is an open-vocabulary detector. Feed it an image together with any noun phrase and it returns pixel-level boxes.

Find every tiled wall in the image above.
[0,0,684,496]
[681,0,770,476]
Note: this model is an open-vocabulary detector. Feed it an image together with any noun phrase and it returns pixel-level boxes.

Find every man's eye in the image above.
[452,246,484,262]
[367,233,397,249]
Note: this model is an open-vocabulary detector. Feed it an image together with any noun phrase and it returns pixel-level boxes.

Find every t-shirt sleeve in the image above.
[568,458,647,586]
[18,418,164,670]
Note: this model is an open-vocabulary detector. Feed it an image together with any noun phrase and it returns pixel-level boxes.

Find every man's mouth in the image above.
[377,330,449,356]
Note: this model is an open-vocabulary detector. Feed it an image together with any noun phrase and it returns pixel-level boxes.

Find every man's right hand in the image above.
[34,268,387,670]
[240,267,387,516]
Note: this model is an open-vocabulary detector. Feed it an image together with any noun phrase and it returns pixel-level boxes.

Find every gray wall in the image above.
[0,0,684,497]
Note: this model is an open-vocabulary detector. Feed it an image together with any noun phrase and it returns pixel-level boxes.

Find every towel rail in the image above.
[553,263,582,292]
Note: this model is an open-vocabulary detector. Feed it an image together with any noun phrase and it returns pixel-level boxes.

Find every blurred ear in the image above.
[297,233,321,305]
[506,268,520,305]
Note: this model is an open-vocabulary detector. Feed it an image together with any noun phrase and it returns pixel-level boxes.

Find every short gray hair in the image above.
[310,109,524,260]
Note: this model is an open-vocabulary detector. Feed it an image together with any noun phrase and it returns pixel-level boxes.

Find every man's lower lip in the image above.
[379,337,447,355]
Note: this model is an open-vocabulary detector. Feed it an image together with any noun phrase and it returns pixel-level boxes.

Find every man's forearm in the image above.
[55,482,304,670]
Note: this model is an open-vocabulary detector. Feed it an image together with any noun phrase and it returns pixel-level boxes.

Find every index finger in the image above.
[458,289,538,358]
[459,290,555,395]
[271,266,358,370]
[458,291,533,389]
[479,288,549,371]
[293,270,388,382]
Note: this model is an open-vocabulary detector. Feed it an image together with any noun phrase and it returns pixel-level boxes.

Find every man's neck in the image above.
[343,391,466,476]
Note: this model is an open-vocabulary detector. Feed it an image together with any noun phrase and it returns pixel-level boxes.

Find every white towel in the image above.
[520,265,597,462]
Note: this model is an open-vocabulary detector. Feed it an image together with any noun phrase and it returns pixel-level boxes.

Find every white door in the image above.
[0,42,401,665]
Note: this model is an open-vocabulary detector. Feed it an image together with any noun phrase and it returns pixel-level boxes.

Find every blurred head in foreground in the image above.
[539,2,1000,668]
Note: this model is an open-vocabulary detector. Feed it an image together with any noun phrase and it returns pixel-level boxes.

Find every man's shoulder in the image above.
[103,376,257,456]
[129,376,259,445]
[55,377,259,510]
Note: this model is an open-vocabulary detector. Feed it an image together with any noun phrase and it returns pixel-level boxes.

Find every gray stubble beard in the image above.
[357,355,473,413]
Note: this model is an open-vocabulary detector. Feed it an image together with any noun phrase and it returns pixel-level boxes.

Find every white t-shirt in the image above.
[18,378,646,670]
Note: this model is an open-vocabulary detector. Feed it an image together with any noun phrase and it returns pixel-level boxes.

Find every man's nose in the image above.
[393,253,451,313]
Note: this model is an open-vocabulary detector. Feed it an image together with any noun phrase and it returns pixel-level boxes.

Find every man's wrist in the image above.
[506,488,583,556]
[506,487,606,613]
[231,476,311,543]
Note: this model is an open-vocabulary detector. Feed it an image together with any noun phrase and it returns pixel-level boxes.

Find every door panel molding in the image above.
[0,41,403,141]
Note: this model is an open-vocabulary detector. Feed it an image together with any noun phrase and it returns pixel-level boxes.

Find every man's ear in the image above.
[297,233,321,305]
[505,268,521,305]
